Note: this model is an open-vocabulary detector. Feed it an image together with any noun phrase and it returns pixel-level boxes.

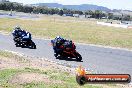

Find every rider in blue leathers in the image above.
[12,26,26,37]
[22,31,32,41]
[12,26,31,41]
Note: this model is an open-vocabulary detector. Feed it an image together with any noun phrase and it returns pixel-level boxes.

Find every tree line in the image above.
[0,2,106,18]
[0,2,131,21]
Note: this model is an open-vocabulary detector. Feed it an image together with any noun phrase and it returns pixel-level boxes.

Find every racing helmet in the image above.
[14,26,21,30]
[55,36,64,43]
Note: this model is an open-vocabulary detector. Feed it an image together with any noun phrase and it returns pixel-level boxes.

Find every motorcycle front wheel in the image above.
[30,42,36,49]
[75,52,82,61]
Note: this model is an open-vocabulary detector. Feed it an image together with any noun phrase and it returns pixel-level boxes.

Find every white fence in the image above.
[97,21,132,29]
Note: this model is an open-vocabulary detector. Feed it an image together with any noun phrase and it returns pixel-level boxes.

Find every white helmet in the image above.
[56,36,61,39]
[15,26,20,30]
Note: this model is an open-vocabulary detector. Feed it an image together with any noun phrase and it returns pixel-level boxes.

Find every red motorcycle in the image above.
[51,40,82,61]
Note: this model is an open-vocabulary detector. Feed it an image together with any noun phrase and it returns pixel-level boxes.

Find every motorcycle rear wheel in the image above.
[15,43,21,47]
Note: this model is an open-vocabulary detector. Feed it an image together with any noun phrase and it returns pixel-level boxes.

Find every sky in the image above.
[9,0,132,10]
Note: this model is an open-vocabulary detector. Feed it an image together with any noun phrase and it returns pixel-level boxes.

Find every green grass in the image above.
[0,68,102,88]
[0,69,20,88]
[0,15,132,48]
[0,50,109,88]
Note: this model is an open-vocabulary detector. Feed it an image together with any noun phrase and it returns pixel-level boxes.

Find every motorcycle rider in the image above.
[12,26,36,49]
[53,36,66,57]
[12,26,32,43]
[55,36,65,47]
[51,36,81,61]
[12,26,27,38]
[22,31,32,41]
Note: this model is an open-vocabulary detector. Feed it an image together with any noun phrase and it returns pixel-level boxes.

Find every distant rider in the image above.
[12,26,26,37]
[12,26,31,41]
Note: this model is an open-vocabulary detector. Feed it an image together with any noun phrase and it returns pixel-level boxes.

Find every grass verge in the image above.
[0,50,103,88]
[0,68,101,88]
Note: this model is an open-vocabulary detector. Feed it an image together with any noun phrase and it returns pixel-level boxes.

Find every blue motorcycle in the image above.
[12,30,36,49]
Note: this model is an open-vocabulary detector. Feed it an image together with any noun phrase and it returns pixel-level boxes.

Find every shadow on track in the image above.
[56,56,83,62]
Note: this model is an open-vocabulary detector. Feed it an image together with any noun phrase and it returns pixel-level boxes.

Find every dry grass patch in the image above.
[9,72,62,85]
[0,15,132,48]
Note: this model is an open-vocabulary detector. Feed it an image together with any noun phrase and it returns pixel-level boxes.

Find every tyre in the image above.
[30,42,36,49]
[53,49,59,58]
[75,52,82,61]
[21,42,26,48]
[54,53,58,58]
[15,43,20,47]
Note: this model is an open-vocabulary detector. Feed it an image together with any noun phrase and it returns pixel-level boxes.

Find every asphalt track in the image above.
[0,34,132,76]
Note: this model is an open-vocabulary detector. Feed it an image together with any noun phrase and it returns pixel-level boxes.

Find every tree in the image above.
[58,9,63,16]
[85,10,93,15]
[123,15,131,21]
[22,6,33,13]
[78,11,83,15]
[94,10,104,19]
[108,13,113,19]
